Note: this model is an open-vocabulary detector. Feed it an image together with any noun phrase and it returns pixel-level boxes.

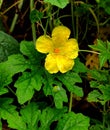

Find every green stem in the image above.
[74,1,99,34]
[69,92,73,112]
[103,104,106,130]
[71,0,75,37]
[30,0,36,45]
[76,15,78,40]
[79,49,100,54]
[10,0,24,33]
[7,86,16,96]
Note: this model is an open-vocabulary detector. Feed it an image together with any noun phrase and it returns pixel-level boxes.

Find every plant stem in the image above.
[10,0,24,33]
[7,86,16,96]
[79,49,100,54]
[71,0,75,37]
[2,1,20,15]
[74,1,99,34]
[76,15,78,40]
[103,104,106,130]
[30,0,36,45]
[69,92,73,112]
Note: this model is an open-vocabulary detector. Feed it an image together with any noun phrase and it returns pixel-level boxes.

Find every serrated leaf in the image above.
[0,54,29,89]
[87,90,103,103]
[58,72,83,96]
[20,102,41,130]
[0,31,20,62]
[99,53,108,68]
[89,39,106,52]
[0,98,26,130]
[20,40,44,69]
[39,107,67,130]
[44,0,69,9]
[43,73,55,96]
[53,86,68,109]
[88,69,107,81]
[15,71,42,104]
[99,84,110,104]
[70,85,83,97]
[0,88,8,95]
[56,112,90,130]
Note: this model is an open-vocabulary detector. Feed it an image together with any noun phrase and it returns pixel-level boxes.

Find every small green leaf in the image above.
[99,84,110,104]
[30,9,43,23]
[99,0,110,14]
[44,0,69,8]
[56,112,90,130]
[0,98,26,130]
[0,31,20,62]
[87,90,103,103]
[70,85,83,97]
[15,71,42,104]
[20,102,41,129]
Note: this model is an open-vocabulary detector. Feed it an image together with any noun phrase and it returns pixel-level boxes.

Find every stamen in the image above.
[54,48,60,53]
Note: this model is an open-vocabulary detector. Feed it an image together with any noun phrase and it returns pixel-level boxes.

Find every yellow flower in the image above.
[36,26,79,74]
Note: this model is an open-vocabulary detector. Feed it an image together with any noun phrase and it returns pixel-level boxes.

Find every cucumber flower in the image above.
[36,26,79,74]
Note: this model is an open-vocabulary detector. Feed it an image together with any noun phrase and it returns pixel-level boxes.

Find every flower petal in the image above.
[56,55,74,73]
[45,54,59,73]
[52,26,70,47]
[60,38,79,59]
[36,35,53,53]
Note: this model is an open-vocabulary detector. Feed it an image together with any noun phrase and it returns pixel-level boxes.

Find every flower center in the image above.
[54,48,60,53]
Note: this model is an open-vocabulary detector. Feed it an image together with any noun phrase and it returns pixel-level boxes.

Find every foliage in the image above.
[0,0,110,130]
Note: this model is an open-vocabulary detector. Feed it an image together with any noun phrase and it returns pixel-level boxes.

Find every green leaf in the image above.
[58,72,83,96]
[73,58,87,73]
[99,84,110,104]
[87,90,103,103]
[39,107,67,130]
[70,85,83,97]
[56,112,90,130]
[89,39,107,52]
[0,98,26,130]
[88,69,107,82]
[44,0,69,8]
[99,53,108,68]
[0,31,20,62]
[53,86,68,109]
[0,54,29,89]
[89,39,110,68]
[20,102,41,130]
[15,71,43,104]
[43,73,55,96]
[20,40,44,69]
[99,0,110,14]
[0,88,8,95]
[30,9,43,23]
